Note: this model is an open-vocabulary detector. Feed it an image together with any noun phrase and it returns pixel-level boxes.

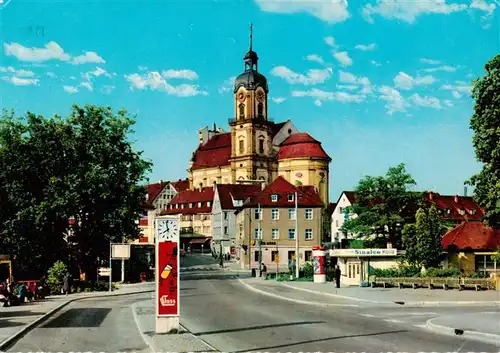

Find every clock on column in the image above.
[156,218,179,242]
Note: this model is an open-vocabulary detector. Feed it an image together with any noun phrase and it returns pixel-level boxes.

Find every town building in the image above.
[211,184,262,256]
[234,176,323,270]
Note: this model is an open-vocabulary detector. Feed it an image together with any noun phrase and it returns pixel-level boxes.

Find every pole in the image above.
[295,192,299,278]
[121,258,125,283]
[220,204,224,256]
[109,243,112,292]
[258,203,262,276]
[276,242,278,280]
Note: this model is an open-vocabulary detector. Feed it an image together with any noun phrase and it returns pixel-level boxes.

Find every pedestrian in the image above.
[63,272,70,296]
[335,265,341,288]
[260,262,267,278]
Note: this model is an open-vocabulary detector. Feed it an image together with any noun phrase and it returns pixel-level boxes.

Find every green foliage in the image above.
[369,264,420,278]
[491,248,500,263]
[321,206,331,244]
[0,105,152,278]
[421,267,461,278]
[403,206,446,268]
[74,280,119,292]
[47,261,68,286]
[301,262,314,278]
[341,164,422,248]
[467,54,500,228]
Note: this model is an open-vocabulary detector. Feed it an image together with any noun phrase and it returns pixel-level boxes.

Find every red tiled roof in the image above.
[191,133,232,170]
[277,133,331,161]
[243,176,323,208]
[171,179,189,192]
[145,181,169,205]
[160,187,215,215]
[441,221,500,250]
[424,192,483,222]
[216,184,262,209]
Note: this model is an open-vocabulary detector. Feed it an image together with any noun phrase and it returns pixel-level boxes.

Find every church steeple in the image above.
[244,23,258,72]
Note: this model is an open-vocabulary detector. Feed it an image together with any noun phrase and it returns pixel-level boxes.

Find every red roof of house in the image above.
[425,192,483,222]
[242,176,323,208]
[160,187,215,215]
[171,179,189,192]
[146,181,169,203]
[191,133,232,170]
[277,133,331,161]
[216,184,262,209]
[441,221,500,250]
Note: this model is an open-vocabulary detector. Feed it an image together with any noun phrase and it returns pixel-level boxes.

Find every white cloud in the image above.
[162,69,199,80]
[314,100,322,107]
[71,51,105,65]
[409,93,442,109]
[338,71,373,94]
[63,85,78,94]
[0,66,35,77]
[254,0,350,24]
[101,85,115,94]
[422,65,457,73]
[470,0,497,22]
[138,66,148,71]
[337,84,358,91]
[324,36,337,48]
[292,88,365,104]
[82,67,112,81]
[420,58,441,65]
[370,60,382,67]
[444,99,454,107]
[452,90,462,99]
[2,76,39,86]
[46,72,57,78]
[270,66,332,85]
[393,71,437,90]
[333,51,352,66]
[4,41,70,62]
[218,76,236,94]
[306,54,325,64]
[124,71,208,97]
[80,81,93,91]
[272,97,286,104]
[378,85,408,115]
[3,41,105,65]
[355,43,377,51]
[441,83,472,97]
[362,0,468,24]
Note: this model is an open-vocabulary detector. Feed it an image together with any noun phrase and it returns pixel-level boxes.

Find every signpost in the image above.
[110,243,131,286]
[155,215,180,333]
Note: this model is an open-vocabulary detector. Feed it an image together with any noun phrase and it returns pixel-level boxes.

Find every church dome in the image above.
[234,69,268,93]
[277,133,331,161]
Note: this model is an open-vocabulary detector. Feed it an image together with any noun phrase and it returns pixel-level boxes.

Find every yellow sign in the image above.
[274,254,279,264]
[160,264,172,280]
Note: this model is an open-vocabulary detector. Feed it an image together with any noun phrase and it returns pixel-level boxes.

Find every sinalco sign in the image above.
[332,248,398,257]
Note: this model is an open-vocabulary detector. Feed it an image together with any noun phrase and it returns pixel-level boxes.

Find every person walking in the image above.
[62,272,70,296]
[335,265,341,288]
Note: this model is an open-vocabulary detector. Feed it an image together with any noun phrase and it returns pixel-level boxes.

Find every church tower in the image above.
[229,25,275,184]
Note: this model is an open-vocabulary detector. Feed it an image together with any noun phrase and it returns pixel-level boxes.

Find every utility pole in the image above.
[258,203,262,276]
[295,191,299,278]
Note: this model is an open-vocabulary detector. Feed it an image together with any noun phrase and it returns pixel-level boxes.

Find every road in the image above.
[6,293,152,353]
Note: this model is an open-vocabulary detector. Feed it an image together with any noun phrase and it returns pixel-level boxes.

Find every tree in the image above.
[402,206,446,268]
[341,163,422,248]
[0,105,152,279]
[467,54,500,228]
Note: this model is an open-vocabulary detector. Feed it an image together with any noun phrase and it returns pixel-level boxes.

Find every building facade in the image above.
[234,176,323,270]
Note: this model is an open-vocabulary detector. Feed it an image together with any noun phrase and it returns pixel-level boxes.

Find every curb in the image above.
[426,317,500,346]
[237,279,358,308]
[279,283,500,307]
[0,289,154,351]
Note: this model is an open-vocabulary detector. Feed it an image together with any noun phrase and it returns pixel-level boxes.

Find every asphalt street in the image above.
[180,276,500,352]
[5,293,152,353]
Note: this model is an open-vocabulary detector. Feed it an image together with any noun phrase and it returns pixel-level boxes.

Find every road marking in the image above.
[384,319,406,323]
[413,324,428,329]
[359,314,378,318]
[386,312,437,316]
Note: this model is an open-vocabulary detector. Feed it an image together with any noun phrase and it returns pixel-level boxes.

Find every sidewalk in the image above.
[0,282,154,350]
[132,298,217,353]
[426,312,500,346]
[278,280,500,306]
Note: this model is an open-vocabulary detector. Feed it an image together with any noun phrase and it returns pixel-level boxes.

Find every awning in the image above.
[189,238,210,245]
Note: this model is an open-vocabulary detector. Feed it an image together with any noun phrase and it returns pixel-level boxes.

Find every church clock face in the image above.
[238,92,245,102]
[256,91,264,102]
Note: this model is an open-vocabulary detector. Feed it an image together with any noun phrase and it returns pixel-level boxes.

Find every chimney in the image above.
[454,195,459,203]
[464,186,468,197]
[429,192,433,201]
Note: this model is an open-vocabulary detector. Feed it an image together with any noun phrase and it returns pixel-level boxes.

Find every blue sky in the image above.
[0,0,498,201]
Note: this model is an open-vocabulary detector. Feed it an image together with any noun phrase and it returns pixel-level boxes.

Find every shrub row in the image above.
[370,266,489,278]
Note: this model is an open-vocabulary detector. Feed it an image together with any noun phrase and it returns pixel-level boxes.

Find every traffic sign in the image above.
[98,267,111,276]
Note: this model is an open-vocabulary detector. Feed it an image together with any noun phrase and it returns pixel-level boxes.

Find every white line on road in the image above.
[413,324,428,329]
[385,312,437,316]
[384,319,406,323]
[359,314,378,318]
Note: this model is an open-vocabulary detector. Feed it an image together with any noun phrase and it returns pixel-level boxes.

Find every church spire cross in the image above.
[249,23,253,51]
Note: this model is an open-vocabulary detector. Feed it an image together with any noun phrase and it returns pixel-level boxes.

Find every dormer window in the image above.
[207,201,211,207]
[198,202,202,208]
[181,204,185,209]
[288,194,295,202]
[459,208,465,215]
[175,204,179,209]
[189,203,193,208]
[469,209,476,215]
[271,194,278,202]
[445,209,451,214]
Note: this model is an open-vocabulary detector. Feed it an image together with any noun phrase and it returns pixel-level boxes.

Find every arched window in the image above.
[257,103,264,117]
[258,138,264,154]
[239,104,245,119]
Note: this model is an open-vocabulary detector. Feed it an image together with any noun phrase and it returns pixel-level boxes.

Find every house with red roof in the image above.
[441,221,500,274]
[211,184,262,256]
[233,176,324,270]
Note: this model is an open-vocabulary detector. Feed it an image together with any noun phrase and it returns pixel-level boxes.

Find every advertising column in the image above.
[312,246,326,284]
[155,215,180,333]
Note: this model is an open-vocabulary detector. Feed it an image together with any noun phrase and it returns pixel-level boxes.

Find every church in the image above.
[142,27,332,254]
[187,27,331,204]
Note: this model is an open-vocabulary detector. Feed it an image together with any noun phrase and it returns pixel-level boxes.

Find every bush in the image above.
[421,267,460,278]
[300,262,314,278]
[370,265,420,278]
[47,261,68,295]
[73,280,119,292]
